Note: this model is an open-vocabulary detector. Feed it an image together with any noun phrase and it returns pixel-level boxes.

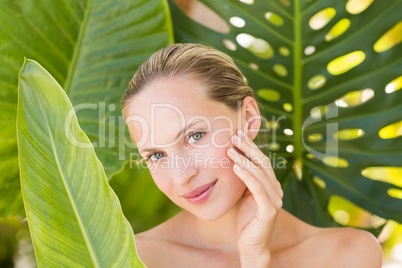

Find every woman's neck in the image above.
[178,204,309,255]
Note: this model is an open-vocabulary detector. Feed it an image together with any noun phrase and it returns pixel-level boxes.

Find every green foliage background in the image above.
[0,0,401,266]
[169,0,402,229]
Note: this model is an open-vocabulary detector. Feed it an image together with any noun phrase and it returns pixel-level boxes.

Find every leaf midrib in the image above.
[293,0,303,162]
[45,121,100,267]
[64,0,94,95]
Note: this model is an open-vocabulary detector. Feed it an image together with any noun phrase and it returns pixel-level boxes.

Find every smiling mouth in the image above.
[181,180,217,205]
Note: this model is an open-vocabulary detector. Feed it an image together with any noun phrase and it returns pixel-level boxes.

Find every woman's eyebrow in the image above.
[139,119,207,154]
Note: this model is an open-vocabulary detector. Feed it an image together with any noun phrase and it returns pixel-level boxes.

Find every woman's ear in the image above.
[241,96,261,140]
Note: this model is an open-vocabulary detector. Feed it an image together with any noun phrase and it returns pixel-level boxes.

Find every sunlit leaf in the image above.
[17,59,145,267]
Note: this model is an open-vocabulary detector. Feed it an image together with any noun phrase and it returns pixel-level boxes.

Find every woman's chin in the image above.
[193,210,225,221]
[189,203,235,221]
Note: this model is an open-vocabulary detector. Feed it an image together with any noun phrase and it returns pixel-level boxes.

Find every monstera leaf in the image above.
[0,0,173,217]
[17,59,145,267]
[169,0,402,228]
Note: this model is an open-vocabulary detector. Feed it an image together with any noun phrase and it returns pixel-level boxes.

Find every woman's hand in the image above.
[226,129,283,267]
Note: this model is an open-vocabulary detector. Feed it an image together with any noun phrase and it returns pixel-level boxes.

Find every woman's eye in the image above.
[188,132,204,143]
[149,152,164,161]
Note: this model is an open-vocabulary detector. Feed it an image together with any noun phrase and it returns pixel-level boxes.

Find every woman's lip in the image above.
[182,180,217,205]
[181,180,217,198]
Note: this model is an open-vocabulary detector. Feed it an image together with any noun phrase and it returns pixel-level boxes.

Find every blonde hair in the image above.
[122,43,254,116]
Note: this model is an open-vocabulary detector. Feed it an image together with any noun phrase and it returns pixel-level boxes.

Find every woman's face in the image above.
[124,77,247,221]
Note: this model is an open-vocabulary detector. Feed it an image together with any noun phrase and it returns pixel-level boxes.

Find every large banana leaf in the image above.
[0,0,173,217]
[169,0,402,228]
[17,59,145,267]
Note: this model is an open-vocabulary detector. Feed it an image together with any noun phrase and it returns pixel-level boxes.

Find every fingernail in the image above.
[234,164,242,171]
[230,147,237,155]
[233,134,241,142]
[238,129,245,137]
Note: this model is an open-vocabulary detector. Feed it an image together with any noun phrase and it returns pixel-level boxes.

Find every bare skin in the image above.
[124,77,383,267]
[134,208,382,268]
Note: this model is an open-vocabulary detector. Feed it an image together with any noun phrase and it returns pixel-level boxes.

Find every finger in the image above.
[231,131,283,198]
[227,147,283,209]
[232,163,282,221]
[232,130,268,167]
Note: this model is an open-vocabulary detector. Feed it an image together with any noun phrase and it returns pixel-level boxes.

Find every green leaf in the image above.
[17,59,145,267]
[109,162,181,233]
[0,0,173,217]
[169,0,402,228]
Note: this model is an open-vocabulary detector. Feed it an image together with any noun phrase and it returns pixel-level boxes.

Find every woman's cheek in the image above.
[211,130,231,150]
[201,146,231,171]
[152,172,172,196]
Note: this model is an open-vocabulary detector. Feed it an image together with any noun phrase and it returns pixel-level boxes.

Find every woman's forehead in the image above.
[126,101,238,145]
[124,77,241,146]
[125,77,221,126]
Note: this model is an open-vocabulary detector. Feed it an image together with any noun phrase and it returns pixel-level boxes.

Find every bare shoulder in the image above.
[134,219,183,268]
[306,227,383,268]
[332,227,382,267]
[133,216,232,268]
[134,233,168,267]
[134,232,230,268]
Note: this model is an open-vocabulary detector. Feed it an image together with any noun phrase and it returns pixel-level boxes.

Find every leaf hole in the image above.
[388,189,402,199]
[385,75,402,94]
[268,142,280,151]
[326,18,351,41]
[230,16,246,28]
[304,45,316,55]
[223,39,237,51]
[322,156,349,168]
[238,0,254,5]
[379,120,402,139]
[328,195,386,227]
[177,0,230,34]
[284,128,293,136]
[307,133,323,142]
[283,103,293,112]
[279,47,290,56]
[308,74,327,90]
[334,129,365,140]
[362,166,402,187]
[335,88,374,108]
[257,89,281,102]
[374,21,402,53]
[327,51,366,75]
[236,33,274,59]
[346,0,374,15]
[264,12,284,26]
[306,153,315,159]
[273,64,288,77]
[266,120,280,130]
[249,63,259,70]
[310,105,327,119]
[313,176,326,189]
[309,7,336,30]
[286,144,294,153]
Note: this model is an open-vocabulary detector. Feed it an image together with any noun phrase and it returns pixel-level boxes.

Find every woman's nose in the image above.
[171,152,199,186]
